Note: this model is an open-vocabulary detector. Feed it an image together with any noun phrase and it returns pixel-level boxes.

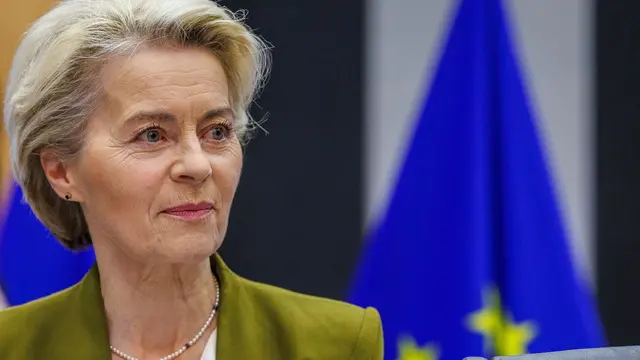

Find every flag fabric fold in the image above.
[348,0,605,359]
[0,184,94,306]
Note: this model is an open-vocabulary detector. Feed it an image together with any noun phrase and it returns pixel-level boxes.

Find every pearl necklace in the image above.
[110,276,220,360]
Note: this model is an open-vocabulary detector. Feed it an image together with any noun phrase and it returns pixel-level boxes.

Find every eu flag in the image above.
[0,183,94,306]
[348,0,605,359]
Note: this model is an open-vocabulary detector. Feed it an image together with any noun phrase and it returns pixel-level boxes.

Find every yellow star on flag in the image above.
[397,336,440,360]
[496,313,536,356]
[466,286,537,356]
[467,287,503,352]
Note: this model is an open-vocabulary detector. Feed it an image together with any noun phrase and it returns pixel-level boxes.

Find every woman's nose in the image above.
[170,142,212,184]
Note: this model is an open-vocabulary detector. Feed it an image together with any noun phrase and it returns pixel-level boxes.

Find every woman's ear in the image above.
[39,148,84,202]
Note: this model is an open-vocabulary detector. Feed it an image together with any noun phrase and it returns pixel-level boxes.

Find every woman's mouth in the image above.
[161,202,214,221]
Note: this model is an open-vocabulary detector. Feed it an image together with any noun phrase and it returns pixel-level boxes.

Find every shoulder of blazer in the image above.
[214,256,384,360]
[0,265,111,360]
[0,284,76,359]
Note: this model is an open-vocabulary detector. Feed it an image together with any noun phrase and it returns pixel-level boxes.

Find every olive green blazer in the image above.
[0,255,383,359]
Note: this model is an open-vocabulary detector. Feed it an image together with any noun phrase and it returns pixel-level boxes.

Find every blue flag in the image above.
[348,1,605,359]
[0,183,94,306]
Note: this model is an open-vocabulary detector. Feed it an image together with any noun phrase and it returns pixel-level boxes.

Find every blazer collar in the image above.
[58,253,247,360]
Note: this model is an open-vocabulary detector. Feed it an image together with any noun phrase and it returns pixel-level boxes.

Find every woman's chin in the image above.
[152,237,221,264]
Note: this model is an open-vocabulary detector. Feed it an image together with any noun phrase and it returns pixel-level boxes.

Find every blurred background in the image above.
[1,0,640,358]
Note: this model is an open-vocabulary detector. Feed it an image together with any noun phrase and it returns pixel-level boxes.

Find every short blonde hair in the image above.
[3,0,270,250]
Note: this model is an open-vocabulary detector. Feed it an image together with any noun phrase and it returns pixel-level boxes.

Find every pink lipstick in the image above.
[162,202,213,221]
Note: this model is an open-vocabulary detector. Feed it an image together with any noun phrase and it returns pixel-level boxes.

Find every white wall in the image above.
[365,0,595,283]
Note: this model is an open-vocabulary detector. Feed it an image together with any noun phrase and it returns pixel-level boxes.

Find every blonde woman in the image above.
[0,0,383,358]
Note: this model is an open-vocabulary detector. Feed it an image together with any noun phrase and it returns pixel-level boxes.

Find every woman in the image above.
[0,0,383,359]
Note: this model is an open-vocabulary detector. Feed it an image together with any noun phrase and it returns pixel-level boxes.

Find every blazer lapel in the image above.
[213,254,263,360]
[47,264,111,360]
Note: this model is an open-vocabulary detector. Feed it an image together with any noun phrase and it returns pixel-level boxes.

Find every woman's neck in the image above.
[95,245,218,359]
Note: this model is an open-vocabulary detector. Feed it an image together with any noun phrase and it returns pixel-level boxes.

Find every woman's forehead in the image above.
[100,47,228,98]
[97,47,231,117]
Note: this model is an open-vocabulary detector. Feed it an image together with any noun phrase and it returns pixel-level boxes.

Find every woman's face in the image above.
[65,46,242,263]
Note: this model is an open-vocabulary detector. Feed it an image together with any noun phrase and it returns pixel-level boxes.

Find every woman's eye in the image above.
[139,129,162,143]
[210,125,229,141]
